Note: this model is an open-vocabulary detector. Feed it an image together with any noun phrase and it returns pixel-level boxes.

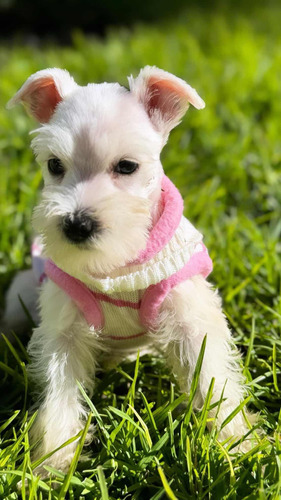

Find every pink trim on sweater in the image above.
[105,331,147,341]
[31,242,43,255]
[92,291,141,309]
[140,245,213,328]
[45,260,104,329]
[136,175,183,264]
[39,272,47,284]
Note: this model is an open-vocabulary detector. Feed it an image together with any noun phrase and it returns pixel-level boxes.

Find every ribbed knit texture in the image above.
[87,216,203,294]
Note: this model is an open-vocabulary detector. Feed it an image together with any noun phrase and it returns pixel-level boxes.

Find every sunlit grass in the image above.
[0,4,281,498]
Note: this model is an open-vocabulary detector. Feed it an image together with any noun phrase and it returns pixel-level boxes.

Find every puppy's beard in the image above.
[32,190,152,281]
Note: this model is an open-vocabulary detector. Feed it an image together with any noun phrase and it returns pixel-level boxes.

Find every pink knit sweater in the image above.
[33,176,212,343]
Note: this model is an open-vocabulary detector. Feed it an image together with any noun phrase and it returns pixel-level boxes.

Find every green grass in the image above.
[1,4,281,498]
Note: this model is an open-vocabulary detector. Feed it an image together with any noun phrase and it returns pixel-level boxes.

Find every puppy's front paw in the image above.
[217,408,260,453]
[32,448,75,478]
[17,459,68,494]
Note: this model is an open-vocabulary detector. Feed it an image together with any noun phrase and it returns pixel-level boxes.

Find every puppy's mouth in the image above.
[59,209,102,247]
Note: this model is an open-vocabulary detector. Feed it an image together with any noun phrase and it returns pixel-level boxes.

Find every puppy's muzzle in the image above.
[61,210,101,244]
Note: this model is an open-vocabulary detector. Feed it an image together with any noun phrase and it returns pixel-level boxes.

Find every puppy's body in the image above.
[5,67,254,472]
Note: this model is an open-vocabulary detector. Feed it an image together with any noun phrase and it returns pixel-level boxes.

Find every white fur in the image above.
[155,276,250,444]
[27,280,104,470]
[4,66,255,473]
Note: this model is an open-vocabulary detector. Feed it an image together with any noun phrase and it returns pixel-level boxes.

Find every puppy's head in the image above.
[8,67,204,281]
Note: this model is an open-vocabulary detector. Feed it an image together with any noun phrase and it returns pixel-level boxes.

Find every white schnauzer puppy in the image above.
[5,66,254,472]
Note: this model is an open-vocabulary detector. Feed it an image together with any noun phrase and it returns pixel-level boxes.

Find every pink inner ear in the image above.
[23,77,62,123]
[147,76,187,120]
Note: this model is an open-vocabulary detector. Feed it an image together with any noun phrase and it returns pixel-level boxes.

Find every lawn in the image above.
[0,4,281,499]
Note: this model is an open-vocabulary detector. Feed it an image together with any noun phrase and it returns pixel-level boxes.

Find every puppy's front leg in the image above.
[157,275,254,447]
[28,281,102,473]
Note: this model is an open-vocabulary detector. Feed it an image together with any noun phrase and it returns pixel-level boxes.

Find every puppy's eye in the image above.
[48,158,65,177]
[114,160,139,175]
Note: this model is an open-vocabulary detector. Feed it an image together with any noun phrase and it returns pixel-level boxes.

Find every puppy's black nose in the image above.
[62,210,100,243]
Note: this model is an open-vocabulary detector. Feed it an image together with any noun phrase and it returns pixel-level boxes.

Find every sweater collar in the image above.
[135,175,183,264]
[45,175,198,294]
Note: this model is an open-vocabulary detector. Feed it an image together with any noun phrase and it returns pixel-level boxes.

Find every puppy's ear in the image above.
[128,66,205,139]
[7,68,78,123]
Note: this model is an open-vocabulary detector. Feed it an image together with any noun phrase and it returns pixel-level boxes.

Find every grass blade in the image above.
[97,465,109,500]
